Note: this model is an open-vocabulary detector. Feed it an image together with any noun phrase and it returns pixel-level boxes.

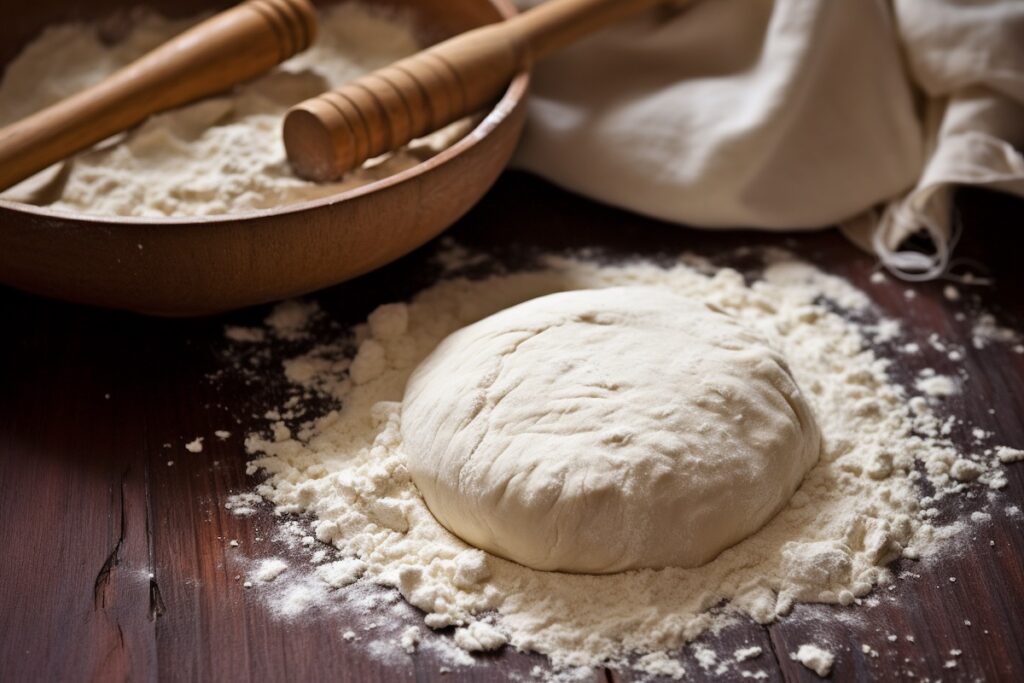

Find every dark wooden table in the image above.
[2,172,1023,682]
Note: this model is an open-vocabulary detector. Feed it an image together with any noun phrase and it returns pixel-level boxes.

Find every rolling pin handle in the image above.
[283,0,666,182]
[284,22,522,182]
[0,0,318,193]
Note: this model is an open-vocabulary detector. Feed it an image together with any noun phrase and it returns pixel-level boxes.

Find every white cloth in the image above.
[511,0,1024,278]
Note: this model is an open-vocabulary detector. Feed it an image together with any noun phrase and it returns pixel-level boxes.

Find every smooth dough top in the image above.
[400,287,821,573]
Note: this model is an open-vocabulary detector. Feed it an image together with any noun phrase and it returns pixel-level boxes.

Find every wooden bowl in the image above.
[0,0,528,315]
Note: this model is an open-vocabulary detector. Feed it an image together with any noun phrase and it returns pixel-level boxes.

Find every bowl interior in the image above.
[0,0,528,315]
[0,0,517,224]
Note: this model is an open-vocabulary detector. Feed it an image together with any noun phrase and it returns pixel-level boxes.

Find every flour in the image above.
[0,4,472,217]
[265,300,322,340]
[399,626,421,654]
[254,558,288,583]
[734,646,762,662]
[201,240,1024,679]
[634,653,686,679]
[692,645,718,671]
[224,492,262,516]
[950,458,984,482]
[453,621,508,652]
[996,446,1024,464]
[223,244,1020,677]
[224,326,266,343]
[317,558,366,588]
[914,373,958,397]
[971,313,1022,350]
[792,644,834,677]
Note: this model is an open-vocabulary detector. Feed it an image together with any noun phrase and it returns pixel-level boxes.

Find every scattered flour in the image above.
[453,621,508,652]
[0,4,473,217]
[184,437,204,453]
[224,244,1020,677]
[225,326,266,343]
[950,459,984,482]
[224,492,263,516]
[792,644,834,677]
[734,646,763,662]
[972,313,1022,350]
[870,319,901,343]
[271,581,319,617]
[635,652,686,679]
[265,300,321,341]
[317,558,366,588]
[399,626,421,654]
[692,644,718,671]
[996,446,1024,464]
[255,558,288,583]
[915,374,958,397]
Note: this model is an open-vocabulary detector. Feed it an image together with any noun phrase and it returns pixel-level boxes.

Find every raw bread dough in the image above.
[400,287,821,573]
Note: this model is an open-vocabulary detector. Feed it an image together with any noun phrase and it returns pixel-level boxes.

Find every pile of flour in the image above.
[220,243,1021,677]
[0,4,471,216]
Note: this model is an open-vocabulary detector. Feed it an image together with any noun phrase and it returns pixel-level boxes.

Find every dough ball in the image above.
[400,288,821,573]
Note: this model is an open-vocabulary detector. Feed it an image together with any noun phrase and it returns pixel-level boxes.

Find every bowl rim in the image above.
[0,0,528,228]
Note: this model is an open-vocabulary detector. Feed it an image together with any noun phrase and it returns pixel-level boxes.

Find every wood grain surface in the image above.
[1,172,1023,681]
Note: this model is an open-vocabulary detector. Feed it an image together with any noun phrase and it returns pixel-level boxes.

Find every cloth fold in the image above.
[511,0,1024,278]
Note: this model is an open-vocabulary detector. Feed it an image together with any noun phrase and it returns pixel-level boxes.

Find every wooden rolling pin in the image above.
[0,0,317,192]
[284,0,666,182]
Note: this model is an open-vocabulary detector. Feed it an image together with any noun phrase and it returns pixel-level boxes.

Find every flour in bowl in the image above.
[219,243,1022,677]
[0,3,472,217]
